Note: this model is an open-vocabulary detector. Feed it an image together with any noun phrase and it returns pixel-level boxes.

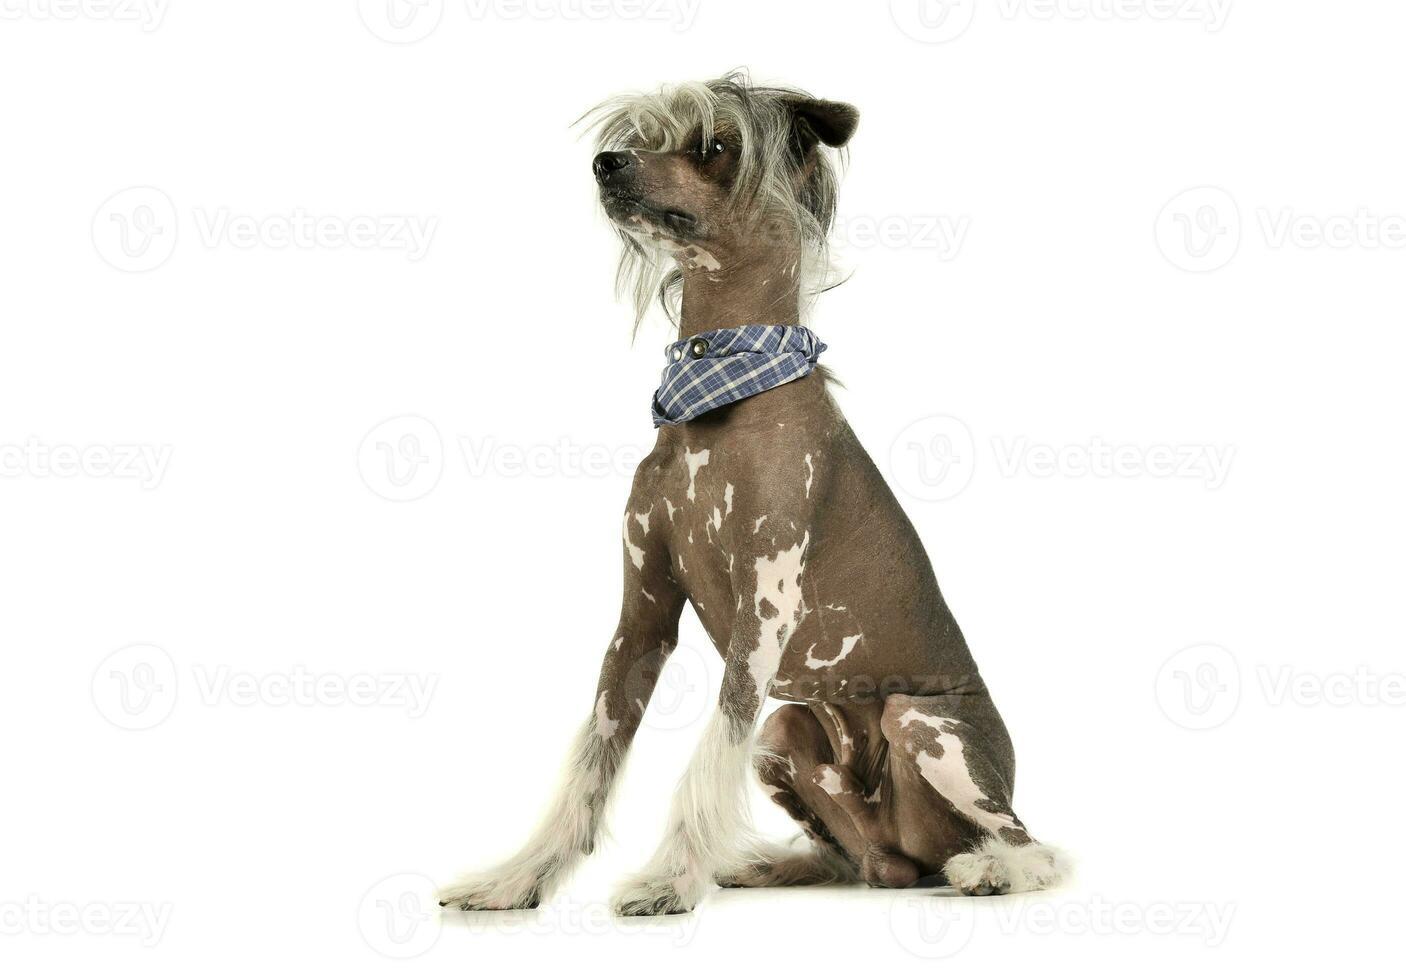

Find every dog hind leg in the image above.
[715,704,858,888]
[880,694,1070,895]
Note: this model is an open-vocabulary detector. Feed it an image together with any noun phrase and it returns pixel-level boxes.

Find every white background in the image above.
[3,0,1403,975]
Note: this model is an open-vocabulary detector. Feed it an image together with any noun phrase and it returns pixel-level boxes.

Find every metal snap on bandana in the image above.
[651,325,826,427]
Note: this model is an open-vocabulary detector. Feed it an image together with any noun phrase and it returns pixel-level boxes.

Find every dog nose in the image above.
[593,151,633,183]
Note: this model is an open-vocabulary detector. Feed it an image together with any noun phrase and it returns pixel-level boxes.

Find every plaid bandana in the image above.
[651,325,827,427]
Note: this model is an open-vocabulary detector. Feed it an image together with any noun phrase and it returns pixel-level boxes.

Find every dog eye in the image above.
[699,139,727,161]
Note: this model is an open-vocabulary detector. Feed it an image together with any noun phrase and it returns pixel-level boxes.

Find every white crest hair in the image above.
[582,69,848,336]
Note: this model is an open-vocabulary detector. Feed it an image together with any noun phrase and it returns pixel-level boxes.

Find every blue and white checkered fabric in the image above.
[651,324,827,427]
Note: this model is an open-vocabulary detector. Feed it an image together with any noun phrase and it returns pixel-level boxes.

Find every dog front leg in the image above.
[440,515,684,911]
[612,531,811,916]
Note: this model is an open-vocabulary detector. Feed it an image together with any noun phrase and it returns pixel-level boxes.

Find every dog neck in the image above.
[676,251,802,340]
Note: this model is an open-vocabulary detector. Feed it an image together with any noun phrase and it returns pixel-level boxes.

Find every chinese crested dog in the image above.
[441,71,1068,916]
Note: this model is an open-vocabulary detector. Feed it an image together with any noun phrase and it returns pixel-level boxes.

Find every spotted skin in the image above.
[443,370,1058,913]
[619,372,1059,900]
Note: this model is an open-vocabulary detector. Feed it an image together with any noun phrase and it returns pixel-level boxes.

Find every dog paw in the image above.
[611,874,698,916]
[943,839,1070,896]
[944,850,1011,896]
[438,870,543,912]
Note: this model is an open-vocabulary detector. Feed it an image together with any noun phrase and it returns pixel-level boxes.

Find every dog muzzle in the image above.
[651,325,827,427]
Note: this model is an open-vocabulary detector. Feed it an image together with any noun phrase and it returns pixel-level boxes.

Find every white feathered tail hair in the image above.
[580,69,849,337]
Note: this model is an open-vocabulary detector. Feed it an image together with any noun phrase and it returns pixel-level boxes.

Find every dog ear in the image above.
[788,97,860,150]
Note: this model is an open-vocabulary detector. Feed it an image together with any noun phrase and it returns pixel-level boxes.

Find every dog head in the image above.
[585,72,858,328]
